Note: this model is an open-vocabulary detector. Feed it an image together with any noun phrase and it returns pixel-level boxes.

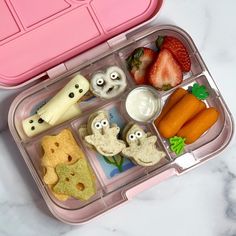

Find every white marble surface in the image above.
[1,0,236,235]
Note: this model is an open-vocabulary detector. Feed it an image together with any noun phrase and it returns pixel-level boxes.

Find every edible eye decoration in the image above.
[75,84,79,89]
[101,119,109,127]
[129,133,136,141]
[135,131,143,138]
[96,78,105,86]
[110,72,119,80]
[94,122,102,129]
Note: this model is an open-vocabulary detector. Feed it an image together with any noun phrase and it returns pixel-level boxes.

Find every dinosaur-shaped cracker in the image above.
[122,124,166,166]
[80,111,126,156]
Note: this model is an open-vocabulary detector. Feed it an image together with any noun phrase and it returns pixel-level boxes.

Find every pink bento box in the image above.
[1,0,234,224]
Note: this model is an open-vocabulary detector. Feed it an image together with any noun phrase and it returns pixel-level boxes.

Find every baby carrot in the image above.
[189,100,206,120]
[157,93,201,138]
[177,107,219,144]
[155,88,188,125]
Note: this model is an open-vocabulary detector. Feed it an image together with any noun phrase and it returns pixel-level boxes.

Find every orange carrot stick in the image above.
[155,88,188,125]
[177,107,219,144]
[157,93,201,138]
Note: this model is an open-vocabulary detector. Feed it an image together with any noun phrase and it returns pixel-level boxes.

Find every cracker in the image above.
[37,75,89,125]
[53,159,96,201]
[41,129,84,185]
[48,184,69,201]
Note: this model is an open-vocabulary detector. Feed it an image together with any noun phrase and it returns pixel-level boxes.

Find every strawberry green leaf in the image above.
[162,84,172,91]
[156,36,164,50]
[126,55,133,71]
[169,136,185,155]
[133,48,144,59]
[126,48,144,70]
[191,83,209,100]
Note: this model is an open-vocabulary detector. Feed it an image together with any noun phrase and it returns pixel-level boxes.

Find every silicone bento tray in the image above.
[8,24,234,224]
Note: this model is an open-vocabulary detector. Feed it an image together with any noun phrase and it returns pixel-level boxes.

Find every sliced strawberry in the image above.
[126,47,156,84]
[148,49,183,90]
[156,36,191,72]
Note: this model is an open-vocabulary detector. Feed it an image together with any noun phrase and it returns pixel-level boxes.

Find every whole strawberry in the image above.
[156,36,191,72]
[126,47,156,85]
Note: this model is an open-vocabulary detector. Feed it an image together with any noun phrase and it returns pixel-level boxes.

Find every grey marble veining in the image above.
[1,0,236,235]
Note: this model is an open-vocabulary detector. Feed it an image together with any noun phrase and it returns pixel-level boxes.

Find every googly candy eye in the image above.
[96,78,105,86]
[135,131,143,138]
[101,119,109,127]
[128,133,136,141]
[110,72,119,80]
[94,122,102,129]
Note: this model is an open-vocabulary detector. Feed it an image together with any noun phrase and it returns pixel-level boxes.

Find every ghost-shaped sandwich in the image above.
[83,111,126,156]
[90,66,127,99]
[122,124,166,166]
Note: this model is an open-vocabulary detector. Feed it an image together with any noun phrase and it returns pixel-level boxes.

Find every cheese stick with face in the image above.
[37,75,89,125]
[23,104,81,137]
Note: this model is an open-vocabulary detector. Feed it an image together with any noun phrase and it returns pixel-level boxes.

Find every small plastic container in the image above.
[124,85,162,123]
[1,0,234,224]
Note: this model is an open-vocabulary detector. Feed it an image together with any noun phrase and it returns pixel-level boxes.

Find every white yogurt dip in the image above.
[125,86,161,122]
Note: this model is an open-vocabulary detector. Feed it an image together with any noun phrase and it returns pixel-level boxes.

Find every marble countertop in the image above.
[1,0,236,235]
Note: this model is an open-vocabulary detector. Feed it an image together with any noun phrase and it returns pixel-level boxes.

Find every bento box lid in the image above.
[0,0,163,88]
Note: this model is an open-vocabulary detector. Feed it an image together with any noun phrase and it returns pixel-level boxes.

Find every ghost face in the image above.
[92,115,110,135]
[125,124,147,146]
[64,75,89,101]
[88,112,110,135]
[90,66,127,99]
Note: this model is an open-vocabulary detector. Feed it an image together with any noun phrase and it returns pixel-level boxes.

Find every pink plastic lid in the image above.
[0,0,162,87]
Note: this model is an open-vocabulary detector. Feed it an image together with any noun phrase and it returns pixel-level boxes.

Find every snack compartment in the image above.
[13,73,97,141]
[22,125,105,210]
[71,101,170,193]
[152,74,227,159]
[117,26,204,91]
[77,52,135,100]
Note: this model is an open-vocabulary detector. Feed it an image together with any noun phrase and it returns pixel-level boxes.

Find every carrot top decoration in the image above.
[191,83,209,100]
[169,136,185,155]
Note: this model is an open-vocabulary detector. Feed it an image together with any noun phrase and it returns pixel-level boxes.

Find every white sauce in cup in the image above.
[125,86,161,122]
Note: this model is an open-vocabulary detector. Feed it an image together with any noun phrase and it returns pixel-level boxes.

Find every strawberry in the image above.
[148,49,183,90]
[156,36,191,72]
[126,47,156,84]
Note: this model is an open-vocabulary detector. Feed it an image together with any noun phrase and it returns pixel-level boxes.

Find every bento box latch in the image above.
[46,63,68,79]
